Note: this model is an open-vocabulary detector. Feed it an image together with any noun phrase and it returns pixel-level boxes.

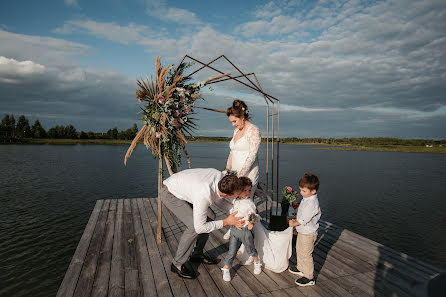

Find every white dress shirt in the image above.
[295,194,321,235]
[163,168,233,234]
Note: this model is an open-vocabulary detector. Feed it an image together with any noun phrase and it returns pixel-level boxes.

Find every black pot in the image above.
[280,202,290,217]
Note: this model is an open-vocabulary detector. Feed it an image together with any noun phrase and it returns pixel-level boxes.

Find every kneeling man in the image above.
[160,168,245,279]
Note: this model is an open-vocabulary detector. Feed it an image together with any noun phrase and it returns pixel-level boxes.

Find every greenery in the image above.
[1,113,139,143]
[2,113,445,154]
[282,186,299,204]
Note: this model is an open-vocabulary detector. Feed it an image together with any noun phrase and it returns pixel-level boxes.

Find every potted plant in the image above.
[281,186,299,216]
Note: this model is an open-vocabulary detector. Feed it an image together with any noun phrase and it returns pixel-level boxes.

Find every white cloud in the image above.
[145,0,201,25]
[0,29,90,66]
[54,20,150,44]
[64,0,79,8]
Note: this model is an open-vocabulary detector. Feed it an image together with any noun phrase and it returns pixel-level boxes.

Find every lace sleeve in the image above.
[238,125,261,177]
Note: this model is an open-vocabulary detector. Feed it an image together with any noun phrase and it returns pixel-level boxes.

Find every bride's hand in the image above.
[223,211,245,229]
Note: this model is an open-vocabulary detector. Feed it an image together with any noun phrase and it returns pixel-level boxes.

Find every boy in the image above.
[288,173,321,286]
[221,177,261,281]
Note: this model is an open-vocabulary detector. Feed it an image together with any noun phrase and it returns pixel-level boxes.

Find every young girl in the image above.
[221,177,261,281]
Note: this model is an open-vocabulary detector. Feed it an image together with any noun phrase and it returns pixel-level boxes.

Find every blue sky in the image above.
[0,0,445,138]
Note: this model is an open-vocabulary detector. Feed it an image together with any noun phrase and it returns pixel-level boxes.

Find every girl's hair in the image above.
[298,173,320,191]
[239,176,253,189]
[226,99,250,120]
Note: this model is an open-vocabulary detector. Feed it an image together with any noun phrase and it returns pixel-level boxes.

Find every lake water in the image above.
[1,143,446,297]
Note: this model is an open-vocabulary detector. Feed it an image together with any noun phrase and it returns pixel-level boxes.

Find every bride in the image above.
[225,99,293,273]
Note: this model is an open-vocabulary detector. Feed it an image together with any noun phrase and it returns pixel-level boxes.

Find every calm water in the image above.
[1,143,446,297]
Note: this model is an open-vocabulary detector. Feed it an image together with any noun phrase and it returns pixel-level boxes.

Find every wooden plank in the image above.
[139,198,190,297]
[147,198,215,297]
[147,198,206,297]
[130,199,158,297]
[56,200,104,297]
[319,221,442,276]
[212,227,280,294]
[157,198,249,297]
[123,199,140,297]
[109,199,124,297]
[91,199,117,297]
[73,200,111,297]
[317,227,439,282]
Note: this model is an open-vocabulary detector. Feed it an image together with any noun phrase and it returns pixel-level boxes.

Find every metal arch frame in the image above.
[176,54,281,222]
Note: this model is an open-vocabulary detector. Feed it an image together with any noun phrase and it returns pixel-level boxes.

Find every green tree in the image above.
[1,114,11,137]
[31,120,46,138]
[64,125,77,139]
[79,131,88,139]
[107,127,118,139]
[16,115,32,138]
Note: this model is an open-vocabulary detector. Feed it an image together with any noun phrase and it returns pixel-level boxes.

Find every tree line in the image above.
[0,114,139,141]
[2,114,444,146]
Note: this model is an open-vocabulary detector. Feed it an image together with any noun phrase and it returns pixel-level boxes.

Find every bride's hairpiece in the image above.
[242,107,245,110]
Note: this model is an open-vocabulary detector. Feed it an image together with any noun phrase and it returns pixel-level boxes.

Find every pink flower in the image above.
[286,186,293,191]
[294,191,298,194]
[155,132,161,139]
[158,96,165,104]
[176,87,185,93]
[184,106,191,114]
[173,118,182,129]
[174,110,182,118]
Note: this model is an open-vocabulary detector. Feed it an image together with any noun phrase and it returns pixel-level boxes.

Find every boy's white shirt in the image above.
[295,194,321,235]
[230,198,257,227]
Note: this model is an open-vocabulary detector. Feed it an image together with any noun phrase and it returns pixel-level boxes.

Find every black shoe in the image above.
[189,254,219,265]
[295,277,315,286]
[170,263,197,279]
[288,266,304,276]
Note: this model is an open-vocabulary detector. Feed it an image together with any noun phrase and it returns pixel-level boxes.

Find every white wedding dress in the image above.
[229,123,261,198]
[228,123,293,273]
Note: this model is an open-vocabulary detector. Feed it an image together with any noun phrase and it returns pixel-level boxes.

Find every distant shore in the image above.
[2,137,445,154]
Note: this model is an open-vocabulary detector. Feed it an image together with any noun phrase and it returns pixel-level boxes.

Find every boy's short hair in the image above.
[239,176,252,189]
[218,175,244,194]
[298,173,319,191]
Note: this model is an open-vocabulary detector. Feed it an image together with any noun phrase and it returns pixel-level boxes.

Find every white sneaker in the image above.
[223,229,231,240]
[253,261,262,275]
[241,256,253,266]
[221,267,231,281]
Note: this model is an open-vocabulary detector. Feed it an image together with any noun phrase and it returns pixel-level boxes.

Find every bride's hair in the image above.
[226,99,250,120]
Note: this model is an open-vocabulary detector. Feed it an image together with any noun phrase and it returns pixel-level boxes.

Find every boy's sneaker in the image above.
[221,267,231,281]
[253,261,262,275]
[288,266,304,276]
[295,277,315,286]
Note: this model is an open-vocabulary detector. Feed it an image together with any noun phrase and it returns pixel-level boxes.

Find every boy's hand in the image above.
[289,219,300,227]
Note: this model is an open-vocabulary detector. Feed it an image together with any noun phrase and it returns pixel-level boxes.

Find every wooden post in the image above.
[157,140,162,243]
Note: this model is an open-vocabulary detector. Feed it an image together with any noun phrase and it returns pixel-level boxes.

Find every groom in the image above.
[160,168,245,279]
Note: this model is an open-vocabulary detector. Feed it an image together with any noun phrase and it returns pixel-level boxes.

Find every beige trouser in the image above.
[296,233,317,279]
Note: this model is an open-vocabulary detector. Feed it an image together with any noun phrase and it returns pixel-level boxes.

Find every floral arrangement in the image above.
[281,186,299,204]
[124,56,228,173]
[222,168,238,176]
[248,213,260,224]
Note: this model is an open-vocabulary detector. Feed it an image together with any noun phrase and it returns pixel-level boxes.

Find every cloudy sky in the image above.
[0,0,445,138]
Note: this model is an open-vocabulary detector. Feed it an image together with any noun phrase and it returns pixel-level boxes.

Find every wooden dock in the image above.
[57,198,444,297]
